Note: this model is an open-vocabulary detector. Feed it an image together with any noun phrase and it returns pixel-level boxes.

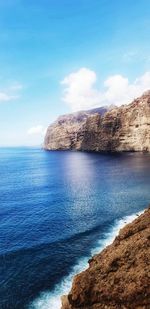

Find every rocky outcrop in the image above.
[61,208,150,309]
[44,107,108,150]
[44,91,150,152]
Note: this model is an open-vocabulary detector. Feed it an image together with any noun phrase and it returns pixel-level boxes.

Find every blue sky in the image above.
[0,0,150,146]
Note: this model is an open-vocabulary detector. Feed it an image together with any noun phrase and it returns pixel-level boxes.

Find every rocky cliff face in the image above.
[44,92,150,152]
[44,107,108,150]
[61,207,150,309]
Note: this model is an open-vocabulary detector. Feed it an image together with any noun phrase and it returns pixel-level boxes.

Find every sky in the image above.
[0,0,150,146]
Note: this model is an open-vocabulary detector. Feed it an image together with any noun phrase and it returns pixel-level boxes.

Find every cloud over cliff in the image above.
[61,68,150,111]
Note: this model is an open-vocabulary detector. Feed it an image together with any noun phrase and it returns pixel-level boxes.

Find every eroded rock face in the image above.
[61,208,150,309]
[44,92,150,152]
[44,107,108,150]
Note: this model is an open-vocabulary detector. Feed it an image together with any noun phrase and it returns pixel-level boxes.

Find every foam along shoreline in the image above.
[29,210,145,309]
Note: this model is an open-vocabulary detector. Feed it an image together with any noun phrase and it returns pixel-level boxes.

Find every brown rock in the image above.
[44,91,150,152]
[61,208,150,309]
[44,107,107,150]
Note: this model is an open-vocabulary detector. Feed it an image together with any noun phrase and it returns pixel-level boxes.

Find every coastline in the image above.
[61,207,150,309]
[29,209,145,309]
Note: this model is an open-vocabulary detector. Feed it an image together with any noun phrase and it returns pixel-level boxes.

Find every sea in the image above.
[0,147,150,309]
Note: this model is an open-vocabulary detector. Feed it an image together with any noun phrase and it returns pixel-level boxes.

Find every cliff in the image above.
[61,207,150,309]
[44,107,108,150]
[44,91,150,152]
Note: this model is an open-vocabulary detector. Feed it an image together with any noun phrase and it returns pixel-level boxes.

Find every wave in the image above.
[28,210,144,309]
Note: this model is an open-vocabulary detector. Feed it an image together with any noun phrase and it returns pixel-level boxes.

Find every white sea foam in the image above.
[29,210,144,309]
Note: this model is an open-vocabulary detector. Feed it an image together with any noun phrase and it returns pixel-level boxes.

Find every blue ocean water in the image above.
[0,148,150,309]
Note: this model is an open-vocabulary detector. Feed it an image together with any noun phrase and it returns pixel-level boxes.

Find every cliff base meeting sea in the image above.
[0,147,150,309]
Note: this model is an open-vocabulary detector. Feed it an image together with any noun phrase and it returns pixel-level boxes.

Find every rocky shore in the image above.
[44,91,150,152]
[61,207,150,309]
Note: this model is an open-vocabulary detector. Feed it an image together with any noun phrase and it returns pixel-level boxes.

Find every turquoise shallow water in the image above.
[0,148,150,309]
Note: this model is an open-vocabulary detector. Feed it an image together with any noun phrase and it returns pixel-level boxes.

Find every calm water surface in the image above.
[0,148,150,309]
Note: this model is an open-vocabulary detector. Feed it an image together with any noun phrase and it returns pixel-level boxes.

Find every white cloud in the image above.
[61,68,150,111]
[61,68,101,111]
[103,72,150,106]
[27,125,46,136]
[0,92,16,102]
[0,81,23,103]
